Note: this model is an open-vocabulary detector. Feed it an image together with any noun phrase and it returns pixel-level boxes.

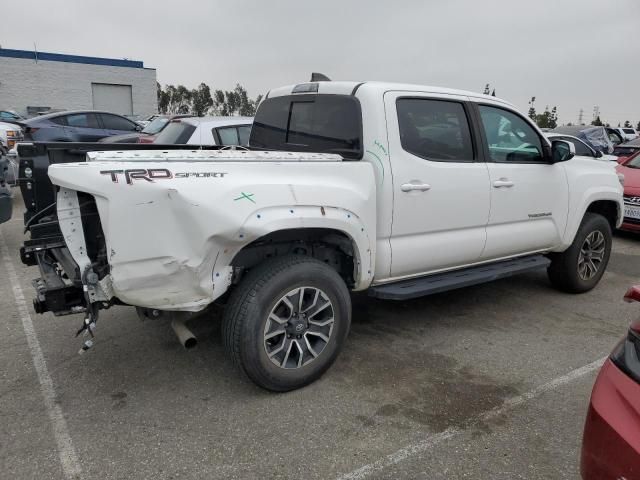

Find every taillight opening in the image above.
[611,329,640,383]
[611,286,640,382]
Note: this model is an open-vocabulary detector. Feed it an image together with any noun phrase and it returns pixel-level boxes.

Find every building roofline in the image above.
[0,48,145,68]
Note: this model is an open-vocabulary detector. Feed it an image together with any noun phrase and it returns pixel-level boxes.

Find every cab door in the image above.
[474,103,569,260]
[385,92,491,278]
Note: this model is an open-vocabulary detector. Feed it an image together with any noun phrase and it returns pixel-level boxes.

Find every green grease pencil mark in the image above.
[374,140,388,156]
[365,149,385,186]
[234,192,256,203]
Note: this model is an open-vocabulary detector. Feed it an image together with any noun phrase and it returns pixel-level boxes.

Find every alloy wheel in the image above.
[263,287,335,369]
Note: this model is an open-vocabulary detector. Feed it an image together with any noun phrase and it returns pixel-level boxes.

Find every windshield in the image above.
[250,94,363,159]
[624,152,640,168]
[142,117,169,134]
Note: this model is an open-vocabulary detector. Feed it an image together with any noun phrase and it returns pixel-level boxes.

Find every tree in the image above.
[210,84,262,116]
[528,97,537,121]
[157,82,262,116]
[624,120,632,128]
[191,83,213,116]
[591,116,603,127]
[535,105,558,129]
[637,121,640,131]
[157,84,193,114]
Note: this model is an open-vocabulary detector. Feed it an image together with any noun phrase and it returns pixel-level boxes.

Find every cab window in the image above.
[478,106,543,163]
[396,98,474,162]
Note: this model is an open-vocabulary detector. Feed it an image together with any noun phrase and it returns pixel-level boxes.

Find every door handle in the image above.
[493,179,514,188]
[401,183,431,192]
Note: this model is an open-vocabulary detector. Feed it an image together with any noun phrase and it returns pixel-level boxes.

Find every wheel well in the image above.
[230,228,357,288]
[586,200,618,230]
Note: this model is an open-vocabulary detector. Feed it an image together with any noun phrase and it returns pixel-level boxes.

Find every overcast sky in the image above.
[2,0,639,125]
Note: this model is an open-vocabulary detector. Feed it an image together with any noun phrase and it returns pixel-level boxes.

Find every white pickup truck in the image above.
[21,81,623,391]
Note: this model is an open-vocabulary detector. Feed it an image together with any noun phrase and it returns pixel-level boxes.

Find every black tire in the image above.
[547,213,612,293]
[222,255,351,392]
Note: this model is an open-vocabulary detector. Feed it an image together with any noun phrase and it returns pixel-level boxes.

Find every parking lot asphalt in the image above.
[1,190,638,480]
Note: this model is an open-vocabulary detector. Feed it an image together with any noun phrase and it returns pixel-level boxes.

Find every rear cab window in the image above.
[250,94,363,159]
[154,121,196,144]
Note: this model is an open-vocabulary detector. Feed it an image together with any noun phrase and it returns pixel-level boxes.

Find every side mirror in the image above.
[550,140,575,163]
[594,150,603,158]
[135,124,143,132]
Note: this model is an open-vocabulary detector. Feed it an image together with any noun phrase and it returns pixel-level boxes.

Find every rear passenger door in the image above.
[63,113,104,141]
[474,104,569,260]
[385,92,491,278]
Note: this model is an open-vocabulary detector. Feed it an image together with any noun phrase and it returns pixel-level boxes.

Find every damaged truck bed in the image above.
[18,142,233,316]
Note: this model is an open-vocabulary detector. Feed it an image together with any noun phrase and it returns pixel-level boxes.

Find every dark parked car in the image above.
[613,142,640,163]
[99,114,193,144]
[0,155,11,224]
[581,285,640,479]
[22,110,142,142]
[551,125,618,153]
[0,110,25,123]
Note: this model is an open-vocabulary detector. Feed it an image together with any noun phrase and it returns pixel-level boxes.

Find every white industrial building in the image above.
[0,48,157,118]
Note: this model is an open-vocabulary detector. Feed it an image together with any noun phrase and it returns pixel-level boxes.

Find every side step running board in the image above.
[369,255,551,300]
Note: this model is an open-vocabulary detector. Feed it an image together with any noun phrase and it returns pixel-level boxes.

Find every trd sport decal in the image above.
[100,169,227,184]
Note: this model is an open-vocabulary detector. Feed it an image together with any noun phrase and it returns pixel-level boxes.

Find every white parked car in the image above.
[0,121,23,154]
[545,133,618,162]
[0,122,23,185]
[20,81,623,391]
[153,116,253,146]
[612,127,638,142]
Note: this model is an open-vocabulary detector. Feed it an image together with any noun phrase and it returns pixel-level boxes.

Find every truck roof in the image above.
[266,81,515,108]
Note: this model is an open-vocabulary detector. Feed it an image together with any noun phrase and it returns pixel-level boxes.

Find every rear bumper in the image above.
[581,359,640,479]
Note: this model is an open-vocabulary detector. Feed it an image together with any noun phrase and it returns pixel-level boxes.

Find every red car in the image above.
[581,285,640,479]
[617,151,640,232]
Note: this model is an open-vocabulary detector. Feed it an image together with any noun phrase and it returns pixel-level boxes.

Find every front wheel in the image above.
[222,255,351,392]
[547,213,612,293]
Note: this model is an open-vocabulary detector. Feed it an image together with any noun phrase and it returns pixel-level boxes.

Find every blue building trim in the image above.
[0,48,144,68]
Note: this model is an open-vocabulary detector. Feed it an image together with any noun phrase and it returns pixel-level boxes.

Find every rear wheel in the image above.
[222,255,351,391]
[547,213,612,293]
